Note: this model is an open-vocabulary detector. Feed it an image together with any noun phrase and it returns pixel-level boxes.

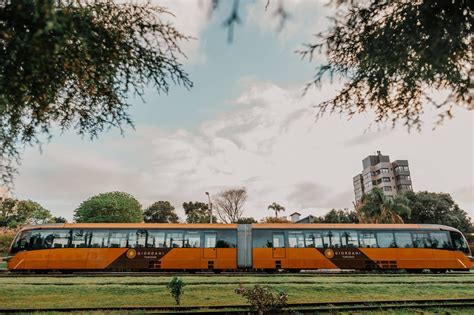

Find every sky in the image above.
[10,0,474,221]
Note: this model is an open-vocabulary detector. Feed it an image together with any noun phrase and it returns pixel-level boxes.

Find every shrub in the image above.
[0,229,17,255]
[167,277,185,305]
[235,284,288,314]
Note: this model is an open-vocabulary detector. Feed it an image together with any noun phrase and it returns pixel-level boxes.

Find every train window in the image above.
[52,230,71,248]
[252,230,273,248]
[167,232,184,248]
[148,231,165,248]
[11,230,32,253]
[28,230,55,250]
[430,232,451,249]
[376,232,396,248]
[450,231,470,254]
[394,232,412,248]
[71,230,89,248]
[273,233,285,248]
[288,232,305,248]
[129,230,148,248]
[108,231,127,248]
[324,231,341,248]
[184,232,200,248]
[90,230,107,248]
[305,232,324,248]
[412,233,431,248]
[216,230,237,248]
[340,231,358,248]
[204,233,216,248]
[359,232,377,248]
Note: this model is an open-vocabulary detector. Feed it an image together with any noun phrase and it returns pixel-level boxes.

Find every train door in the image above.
[203,232,217,259]
[272,232,286,258]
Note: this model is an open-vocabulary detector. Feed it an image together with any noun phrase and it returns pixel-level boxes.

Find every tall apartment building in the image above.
[353,151,413,200]
[0,186,10,202]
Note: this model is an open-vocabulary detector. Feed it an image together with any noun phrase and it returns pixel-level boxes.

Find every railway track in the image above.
[0,298,473,314]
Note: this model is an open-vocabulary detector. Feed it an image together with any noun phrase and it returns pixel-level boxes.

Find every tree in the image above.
[261,217,290,224]
[51,216,67,223]
[237,217,257,224]
[359,188,411,223]
[0,0,192,186]
[182,201,216,224]
[267,202,285,218]
[213,187,247,223]
[402,191,471,234]
[311,209,358,223]
[144,201,179,223]
[74,191,142,223]
[167,277,185,305]
[300,0,472,129]
[0,198,53,228]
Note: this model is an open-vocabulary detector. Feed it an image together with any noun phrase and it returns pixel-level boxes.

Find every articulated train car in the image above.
[6,223,472,273]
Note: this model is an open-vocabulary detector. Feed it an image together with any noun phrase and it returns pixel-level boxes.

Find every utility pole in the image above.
[205,192,213,224]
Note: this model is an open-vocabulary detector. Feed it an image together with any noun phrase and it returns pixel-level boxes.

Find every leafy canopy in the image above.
[0,0,191,186]
[144,201,179,223]
[74,191,142,223]
[183,201,216,224]
[402,191,471,233]
[0,198,53,228]
[358,188,411,223]
[301,0,472,129]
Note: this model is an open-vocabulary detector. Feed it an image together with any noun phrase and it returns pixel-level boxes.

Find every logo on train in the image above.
[324,248,335,259]
[126,248,137,259]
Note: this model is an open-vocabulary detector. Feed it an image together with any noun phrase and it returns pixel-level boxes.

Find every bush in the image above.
[0,229,17,254]
[167,277,185,305]
[235,284,288,314]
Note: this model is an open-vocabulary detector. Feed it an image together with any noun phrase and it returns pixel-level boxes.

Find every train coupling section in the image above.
[2,256,12,262]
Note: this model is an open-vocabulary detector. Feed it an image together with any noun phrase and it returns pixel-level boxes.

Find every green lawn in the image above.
[0,274,473,310]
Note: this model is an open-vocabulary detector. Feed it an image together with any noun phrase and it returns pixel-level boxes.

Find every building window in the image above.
[383,186,392,192]
[381,168,389,173]
[382,177,391,182]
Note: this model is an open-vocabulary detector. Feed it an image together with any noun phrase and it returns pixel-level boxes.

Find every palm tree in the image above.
[359,188,411,223]
[268,202,285,218]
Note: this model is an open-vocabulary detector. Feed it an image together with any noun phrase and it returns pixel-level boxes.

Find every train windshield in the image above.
[449,231,471,255]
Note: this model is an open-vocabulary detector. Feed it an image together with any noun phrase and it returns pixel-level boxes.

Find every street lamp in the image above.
[205,192,213,224]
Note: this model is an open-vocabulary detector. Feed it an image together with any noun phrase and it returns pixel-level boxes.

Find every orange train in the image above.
[6,223,473,273]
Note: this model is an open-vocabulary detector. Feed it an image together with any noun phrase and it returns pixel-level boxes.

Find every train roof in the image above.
[18,223,461,233]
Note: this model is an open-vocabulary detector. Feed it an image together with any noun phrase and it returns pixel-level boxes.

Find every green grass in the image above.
[0,274,473,310]
[0,261,6,270]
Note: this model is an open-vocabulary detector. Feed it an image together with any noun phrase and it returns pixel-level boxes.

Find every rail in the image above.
[0,298,473,314]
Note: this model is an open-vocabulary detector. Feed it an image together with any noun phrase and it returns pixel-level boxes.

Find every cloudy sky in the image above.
[12,0,474,221]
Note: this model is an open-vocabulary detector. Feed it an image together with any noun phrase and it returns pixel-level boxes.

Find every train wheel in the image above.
[289,269,301,273]
[264,269,276,274]
[407,269,423,274]
[431,269,447,274]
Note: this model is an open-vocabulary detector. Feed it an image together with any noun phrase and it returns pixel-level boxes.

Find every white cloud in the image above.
[13,80,474,221]
[153,0,213,64]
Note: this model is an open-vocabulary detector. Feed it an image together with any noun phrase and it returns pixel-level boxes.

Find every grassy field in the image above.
[0,274,473,310]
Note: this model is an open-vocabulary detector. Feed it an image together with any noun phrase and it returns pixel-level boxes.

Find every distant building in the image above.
[353,151,413,201]
[289,212,301,223]
[0,186,10,202]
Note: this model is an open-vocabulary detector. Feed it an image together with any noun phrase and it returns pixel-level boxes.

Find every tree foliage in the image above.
[144,201,179,223]
[237,217,257,224]
[0,198,53,228]
[0,228,17,254]
[312,209,358,223]
[402,191,471,234]
[267,202,285,218]
[358,188,411,223]
[182,201,216,223]
[0,0,192,186]
[167,276,185,305]
[261,216,290,223]
[300,0,473,129]
[214,187,247,223]
[235,284,288,314]
[74,191,142,223]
